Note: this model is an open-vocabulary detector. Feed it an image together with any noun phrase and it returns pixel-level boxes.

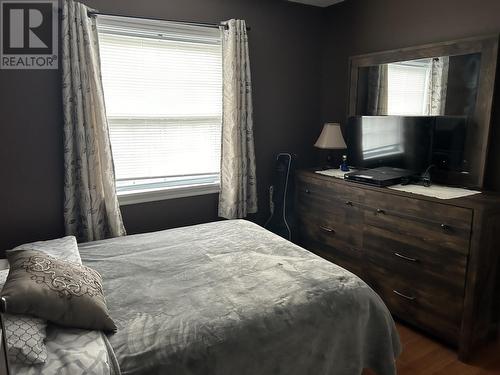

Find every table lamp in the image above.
[314,122,348,170]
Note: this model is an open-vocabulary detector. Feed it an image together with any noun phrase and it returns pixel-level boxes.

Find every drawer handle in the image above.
[441,223,450,231]
[319,225,335,233]
[393,290,416,301]
[345,200,353,206]
[394,252,418,263]
[376,208,385,214]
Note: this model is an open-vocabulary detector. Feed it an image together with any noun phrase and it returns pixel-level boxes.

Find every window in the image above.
[387,60,430,115]
[97,16,222,204]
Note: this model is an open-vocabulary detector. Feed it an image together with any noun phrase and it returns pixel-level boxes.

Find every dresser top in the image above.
[297,169,500,211]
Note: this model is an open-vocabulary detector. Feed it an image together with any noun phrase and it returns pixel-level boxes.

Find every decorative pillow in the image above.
[0,236,82,365]
[2,314,47,365]
[0,271,47,365]
[2,250,116,332]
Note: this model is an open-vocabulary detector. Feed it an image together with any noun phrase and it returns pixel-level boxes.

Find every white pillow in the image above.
[1,235,82,365]
[10,235,81,264]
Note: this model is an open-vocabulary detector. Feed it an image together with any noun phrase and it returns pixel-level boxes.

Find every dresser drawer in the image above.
[367,268,463,344]
[297,190,360,223]
[363,226,467,291]
[297,174,363,206]
[363,203,472,255]
[298,208,363,249]
[301,238,364,278]
[362,189,473,232]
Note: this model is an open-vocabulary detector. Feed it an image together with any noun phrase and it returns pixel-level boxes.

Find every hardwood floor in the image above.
[378,322,500,374]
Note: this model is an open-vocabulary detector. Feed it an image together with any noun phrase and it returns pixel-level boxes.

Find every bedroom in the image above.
[1,0,500,374]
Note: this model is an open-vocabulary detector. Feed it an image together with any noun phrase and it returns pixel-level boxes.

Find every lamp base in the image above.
[321,151,340,170]
[319,164,338,170]
[317,151,350,171]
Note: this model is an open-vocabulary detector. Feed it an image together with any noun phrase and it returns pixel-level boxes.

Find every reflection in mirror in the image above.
[356,53,481,117]
[362,117,404,160]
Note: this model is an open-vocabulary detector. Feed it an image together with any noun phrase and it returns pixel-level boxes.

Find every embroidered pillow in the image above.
[1,235,82,365]
[0,271,47,365]
[2,250,116,332]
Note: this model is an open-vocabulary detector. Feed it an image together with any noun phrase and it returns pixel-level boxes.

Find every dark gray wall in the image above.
[320,0,500,190]
[4,0,500,252]
[0,0,324,251]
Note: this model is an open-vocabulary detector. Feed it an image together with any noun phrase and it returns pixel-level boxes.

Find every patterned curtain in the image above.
[367,65,388,116]
[218,19,258,219]
[427,56,449,115]
[62,0,126,242]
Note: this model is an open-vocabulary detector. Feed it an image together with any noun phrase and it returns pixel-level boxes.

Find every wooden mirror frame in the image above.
[348,34,499,189]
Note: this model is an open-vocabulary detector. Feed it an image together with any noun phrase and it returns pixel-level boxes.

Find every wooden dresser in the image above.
[295,169,500,360]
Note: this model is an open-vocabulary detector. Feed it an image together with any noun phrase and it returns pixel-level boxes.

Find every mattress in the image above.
[78,219,401,375]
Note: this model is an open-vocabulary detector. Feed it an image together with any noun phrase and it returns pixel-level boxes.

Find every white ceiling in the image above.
[287,0,345,7]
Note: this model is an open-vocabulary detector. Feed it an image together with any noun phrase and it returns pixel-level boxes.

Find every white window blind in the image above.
[387,60,430,115]
[97,16,222,201]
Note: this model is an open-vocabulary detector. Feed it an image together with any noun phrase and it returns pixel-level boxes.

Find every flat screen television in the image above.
[346,116,435,173]
[346,116,467,175]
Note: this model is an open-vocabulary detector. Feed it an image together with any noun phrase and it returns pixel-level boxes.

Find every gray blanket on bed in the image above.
[79,220,400,375]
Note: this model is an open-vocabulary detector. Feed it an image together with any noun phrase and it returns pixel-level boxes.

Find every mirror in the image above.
[348,36,498,188]
[356,54,481,118]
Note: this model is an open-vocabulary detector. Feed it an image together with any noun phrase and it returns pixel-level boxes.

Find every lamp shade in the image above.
[314,123,347,149]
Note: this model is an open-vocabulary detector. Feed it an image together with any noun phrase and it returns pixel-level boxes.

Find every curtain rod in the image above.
[87,11,251,31]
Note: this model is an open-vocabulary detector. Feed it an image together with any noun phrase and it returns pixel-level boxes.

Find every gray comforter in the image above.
[79,220,400,375]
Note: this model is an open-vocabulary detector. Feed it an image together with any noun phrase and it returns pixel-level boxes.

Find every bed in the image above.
[8,220,400,375]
